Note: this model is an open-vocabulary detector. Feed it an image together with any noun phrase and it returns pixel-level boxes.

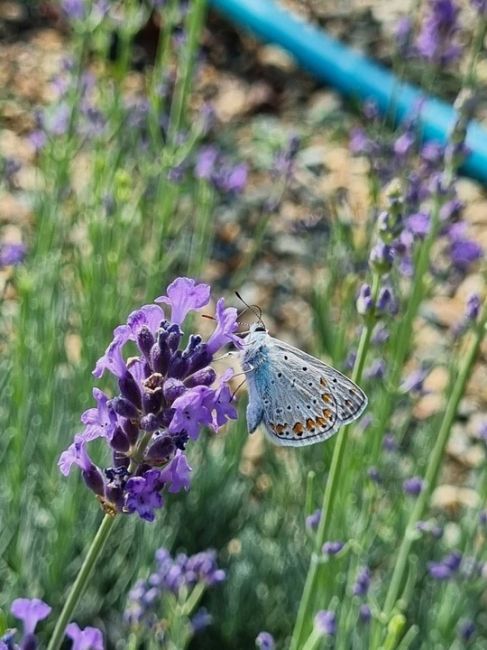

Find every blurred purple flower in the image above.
[471,0,487,15]
[61,0,86,20]
[191,608,213,633]
[401,367,429,395]
[314,610,336,636]
[394,17,414,56]
[65,622,104,650]
[195,146,218,179]
[416,0,462,65]
[306,508,321,532]
[403,476,424,496]
[458,619,476,642]
[359,604,372,623]
[394,131,415,157]
[126,547,225,630]
[356,284,374,316]
[353,567,371,596]
[407,212,430,238]
[322,541,344,555]
[383,433,397,452]
[0,243,26,267]
[465,293,481,322]
[255,632,275,650]
[365,359,386,380]
[428,562,452,580]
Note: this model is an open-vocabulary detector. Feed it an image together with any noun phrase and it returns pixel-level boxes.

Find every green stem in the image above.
[47,514,117,650]
[289,273,381,650]
[167,0,207,146]
[380,300,487,625]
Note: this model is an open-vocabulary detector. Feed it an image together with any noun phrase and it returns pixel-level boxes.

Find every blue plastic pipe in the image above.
[209,0,487,184]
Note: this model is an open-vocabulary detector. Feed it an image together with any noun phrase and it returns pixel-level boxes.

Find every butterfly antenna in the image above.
[235,291,266,327]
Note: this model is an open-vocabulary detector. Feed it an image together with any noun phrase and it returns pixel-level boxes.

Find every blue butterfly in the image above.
[241,323,368,447]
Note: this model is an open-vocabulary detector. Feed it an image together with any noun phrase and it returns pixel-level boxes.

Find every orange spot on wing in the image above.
[322,393,333,403]
[275,424,285,435]
[306,418,315,431]
[293,422,304,434]
[322,408,333,420]
[315,416,326,427]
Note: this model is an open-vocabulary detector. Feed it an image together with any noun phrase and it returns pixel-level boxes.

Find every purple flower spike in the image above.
[62,278,241,521]
[65,622,104,650]
[255,632,275,650]
[314,610,336,636]
[207,298,243,353]
[156,277,211,325]
[10,598,51,636]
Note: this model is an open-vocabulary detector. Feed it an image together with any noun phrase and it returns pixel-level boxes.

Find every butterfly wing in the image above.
[270,337,368,425]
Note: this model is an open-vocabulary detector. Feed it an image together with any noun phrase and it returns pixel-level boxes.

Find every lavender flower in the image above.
[59,278,241,521]
[356,284,374,316]
[65,623,104,650]
[305,508,321,532]
[61,0,86,20]
[255,632,275,650]
[8,598,51,650]
[353,567,371,596]
[359,604,372,623]
[458,619,476,642]
[428,551,462,579]
[126,547,225,633]
[322,541,344,555]
[403,476,424,496]
[415,0,462,65]
[314,610,336,636]
[194,146,247,195]
[0,243,26,267]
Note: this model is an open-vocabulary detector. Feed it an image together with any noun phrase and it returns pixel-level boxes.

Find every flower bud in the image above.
[119,371,142,409]
[163,378,186,403]
[137,325,154,358]
[145,434,176,463]
[110,427,130,453]
[142,387,163,415]
[82,465,105,497]
[111,396,139,419]
[369,242,393,272]
[121,417,140,444]
[167,350,189,379]
[356,284,374,316]
[188,343,212,374]
[184,367,216,388]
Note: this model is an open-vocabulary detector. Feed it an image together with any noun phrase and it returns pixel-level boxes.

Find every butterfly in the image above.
[240,322,368,447]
